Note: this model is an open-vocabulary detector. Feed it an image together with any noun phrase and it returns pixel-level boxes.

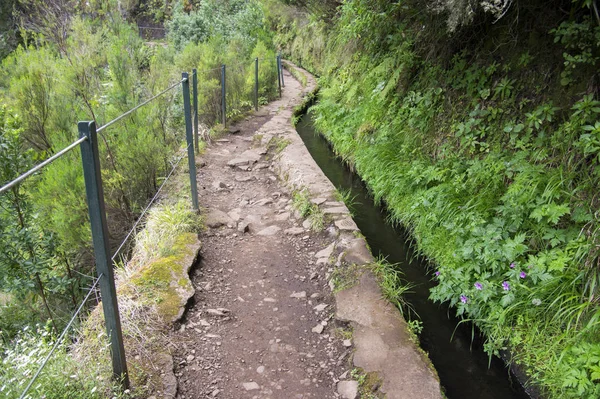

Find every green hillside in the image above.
[267,0,600,397]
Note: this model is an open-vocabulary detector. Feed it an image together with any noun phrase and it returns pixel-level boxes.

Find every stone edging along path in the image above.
[167,61,443,399]
[275,62,444,399]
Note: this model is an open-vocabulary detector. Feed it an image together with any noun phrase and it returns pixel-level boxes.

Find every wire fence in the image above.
[18,275,103,399]
[0,54,285,397]
[111,146,190,263]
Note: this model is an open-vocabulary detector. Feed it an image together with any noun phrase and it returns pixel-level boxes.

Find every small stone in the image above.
[255,198,273,206]
[326,225,339,237]
[314,303,328,312]
[284,227,305,235]
[212,180,227,190]
[315,242,335,259]
[227,150,261,167]
[243,382,260,391]
[290,291,307,299]
[235,175,256,182]
[256,366,265,374]
[275,212,291,221]
[312,324,324,334]
[199,319,210,327]
[186,355,195,362]
[264,298,277,302]
[343,339,352,347]
[212,388,220,397]
[207,309,226,317]
[337,380,359,399]
[311,197,327,205]
[206,210,233,228]
[257,226,282,236]
[228,208,242,222]
[237,221,250,233]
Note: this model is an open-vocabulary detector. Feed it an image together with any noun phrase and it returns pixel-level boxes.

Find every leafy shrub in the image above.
[0,327,106,399]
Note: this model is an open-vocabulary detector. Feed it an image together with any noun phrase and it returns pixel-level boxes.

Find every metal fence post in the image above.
[182,72,199,211]
[78,121,129,389]
[276,55,281,98]
[192,68,199,154]
[221,64,226,127]
[279,55,285,88]
[254,57,259,111]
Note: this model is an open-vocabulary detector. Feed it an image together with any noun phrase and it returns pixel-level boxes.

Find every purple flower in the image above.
[510,262,516,269]
[502,281,510,291]
[460,295,469,304]
[519,271,526,279]
[474,282,483,290]
[435,271,440,277]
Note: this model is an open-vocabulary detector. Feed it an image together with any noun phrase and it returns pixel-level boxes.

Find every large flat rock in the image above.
[336,272,443,399]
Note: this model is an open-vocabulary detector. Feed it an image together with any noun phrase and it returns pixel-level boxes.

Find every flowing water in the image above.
[296,112,531,399]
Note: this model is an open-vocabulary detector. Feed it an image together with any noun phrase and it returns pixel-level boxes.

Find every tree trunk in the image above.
[35,273,59,335]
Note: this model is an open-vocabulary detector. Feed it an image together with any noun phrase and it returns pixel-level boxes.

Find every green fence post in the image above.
[78,121,129,389]
[276,55,281,98]
[279,55,285,88]
[221,64,226,127]
[254,57,259,111]
[192,68,199,154]
[182,72,199,211]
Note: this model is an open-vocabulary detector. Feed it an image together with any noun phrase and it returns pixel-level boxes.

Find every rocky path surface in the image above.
[172,69,354,399]
[170,64,443,399]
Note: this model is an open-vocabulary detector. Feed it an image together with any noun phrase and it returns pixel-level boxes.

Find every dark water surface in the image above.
[296,112,530,399]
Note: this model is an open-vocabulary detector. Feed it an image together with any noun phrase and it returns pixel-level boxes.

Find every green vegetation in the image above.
[330,263,364,293]
[283,62,307,87]
[292,188,325,231]
[77,195,200,397]
[267,135,292,155]
[0,327,113,399]
[270,0,600,397]
[0,0,279,396]
[371,258,414,318]
[350,367,384,399]
[334,187,358,215]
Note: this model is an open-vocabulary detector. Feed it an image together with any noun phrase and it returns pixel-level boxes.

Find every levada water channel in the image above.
[295,111,532,399]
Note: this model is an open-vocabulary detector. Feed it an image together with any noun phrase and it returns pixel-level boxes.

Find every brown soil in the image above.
[171,70,351,399]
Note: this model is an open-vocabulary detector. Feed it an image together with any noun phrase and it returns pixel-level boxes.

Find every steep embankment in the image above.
[268,1,600,398]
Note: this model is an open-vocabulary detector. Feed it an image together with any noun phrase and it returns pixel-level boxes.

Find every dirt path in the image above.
[172,69,352,399]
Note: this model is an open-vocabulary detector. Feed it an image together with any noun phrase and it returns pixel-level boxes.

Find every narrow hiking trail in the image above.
[171,69,351,399]
[168,65,442,399]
